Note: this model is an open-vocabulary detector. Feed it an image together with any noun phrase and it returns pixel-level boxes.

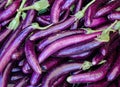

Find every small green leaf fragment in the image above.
[70,5,75,12]
[38,8,48,15]
[5,0,13,7]
[21,12,27,20]
[116,7,120,11]
[82,61,93,71]
[98,60,106,65]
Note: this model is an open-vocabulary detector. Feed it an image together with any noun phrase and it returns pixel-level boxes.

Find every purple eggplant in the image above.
[0,26,34,73]
[0,0,21,23]
[61,0,76,11]
[95,0,120,18]
[2,62,13,87]
[50,0,64,23]
[107,51,120,81]
[54,40,102,57]
[67,52,115,84]
[37,30,85,51]
[25,39,42,74]
[36,16,51,26]
[22,61,32,74]
[84,0,108,26]
[40,15,50,21]
[41,62,82,87]
[0,18,12,27]
[38,32,101,63]
[108,11,120,20]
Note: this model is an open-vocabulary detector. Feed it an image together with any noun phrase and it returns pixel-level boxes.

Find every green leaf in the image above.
[82,61,93,71]
[70,5,75,12]
[21,12,27,20]
[38,8,48,15]
[21,0,50,11]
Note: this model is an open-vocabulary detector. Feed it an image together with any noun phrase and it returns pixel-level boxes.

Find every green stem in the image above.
[82,61,93,71]
[5,0,13,7]
[75,0,95,19]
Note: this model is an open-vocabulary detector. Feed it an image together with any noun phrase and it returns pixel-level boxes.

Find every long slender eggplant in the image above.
[0,18,12,27]
[85,17,108,28]
[25,39,42,74]
[108,11,120,20]
[0,26,34,73]
[84,0,108,26]
[0,1,6,10]
[50,0,64,23]
[54,40,102,57]
[2,62,13,87]
[67,52,115,84]
[36,16,51,26]
[40,15,50,22]
[22,61,32,74]
[38,32,101,63]
[107,51,120,81]
[95,0,120,18]
[41,62,82,87]
[0,0,21,23]
[14,77,29,87]
[61,0,76,11]
[70,0,83,30]
[37,30,85,51]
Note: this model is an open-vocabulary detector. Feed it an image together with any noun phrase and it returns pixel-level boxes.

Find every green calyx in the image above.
[82,61,93,71]
[21,0,50,11]
[8,0,26,30]
[96,20,118,42]
[75,0,95,19]
[32,22,53,30]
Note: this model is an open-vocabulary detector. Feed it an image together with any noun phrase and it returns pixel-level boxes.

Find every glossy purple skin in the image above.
[55,40,102,57]
[14,77,29,87]
[61,0,76,10]
[41,62,82,87]
[30,72,42,86]
[107,52,120,81]
[60,9,70,22]
[0,29,12,44]
[0,26,34,73]
[0,0,21,23]
[85,17,107,28]
[84,0,108,26]
[40,15,50,21]
[0,18,12,27]
[108,11,120,20]
[22,62,32,74]
[37,30,85,51]
[2,62,13,87]
[70,0,83,30]
[69,51,92,59]
[67,52,115,84]
[50,0,64,23]
[36,16,50,25]
[38,32,100,63]
[92,52,105,65]
[22,10,36,29]
[11,47,24,61]
[95,0,120,18]
[0,1,6,10]
[25,39,42,74]
[30,16,77,41]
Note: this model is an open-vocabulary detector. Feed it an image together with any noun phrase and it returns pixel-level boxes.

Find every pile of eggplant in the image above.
[0,0,120,87]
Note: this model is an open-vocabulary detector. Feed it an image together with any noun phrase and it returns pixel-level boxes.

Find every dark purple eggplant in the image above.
[37,30,85,51]
[25,39,42,74]
[18,59,25,67]
[67,52,115,84]
[0,18,12,27]
[107,51,120,81]
[0,1,6,10]
[50,0,64,23]
[61,0,76,11]
[0,28,12,44]
[95,0,120,18]
[14,77,29,87]
[38,32,101,63]
[84,0,108,26]
[55,40,102,57]
[41,62,82,87]
[0,26,34,73]
[70,0,83,30]
[11,47,24,61]
[40,15,50,22]
[108,11,120,20]
[2,62,13,87]
[22,10,36,29]
[0,0,21,23]
[36,16,51,26]
[85,17,108,28]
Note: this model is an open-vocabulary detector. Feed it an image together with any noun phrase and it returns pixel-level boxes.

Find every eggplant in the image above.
[108,11,120,20]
